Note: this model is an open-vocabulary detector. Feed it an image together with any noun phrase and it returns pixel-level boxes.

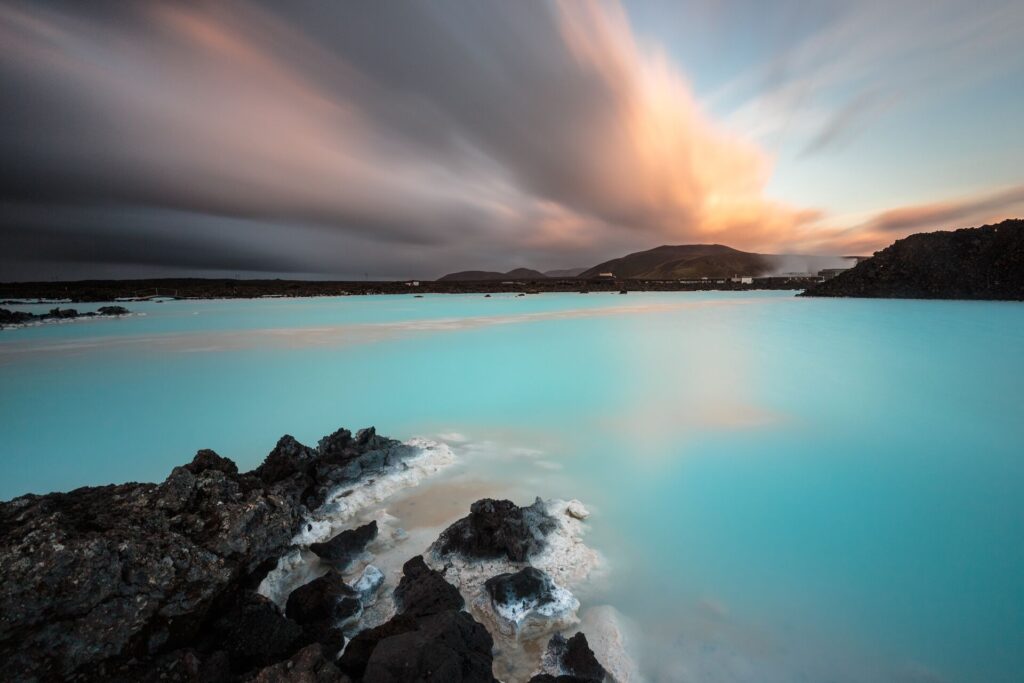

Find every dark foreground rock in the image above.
[485,567,559,614]
[530,632,607,683]
[339,555,495,683]
[393,555,465,618]
[801,218,1024,300]
[0,426,414,682]
[310,520,378,569]
[250,644,350,683]
[433,497,557,562]
[0,305,131,326]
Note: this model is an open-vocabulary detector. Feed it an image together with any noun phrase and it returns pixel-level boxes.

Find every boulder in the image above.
[483,567,579,638]
[250,643,351,683]
[338,613,419,679]
[362,610,496,683]
[97,305,130,316]
[309,520,378,569]
[285,571,362,628]
[208,591,303,672]
[433,497,557,562]
[393,555,465,617]
[537,632,607,683]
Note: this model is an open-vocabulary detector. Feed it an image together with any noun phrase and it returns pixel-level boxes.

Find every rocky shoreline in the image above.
[802,219,1024,300]
[0,305,131,328]
[0,426,618,682]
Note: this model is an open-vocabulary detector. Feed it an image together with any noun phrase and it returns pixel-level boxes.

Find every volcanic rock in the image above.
[309,520,378,569]
[393,555,465,618]
[433,497,557,562]
[0,425,413,680]
[534,632,607,683]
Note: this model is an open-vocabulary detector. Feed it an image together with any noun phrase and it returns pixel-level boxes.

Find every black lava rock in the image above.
[434,497,557,562]
[362,610,495,683]
[393,555,465,618]
[0,425,406,681]
[286,571,362,626]
[485,566,558,613]
[537,632,607,683]
[802,219,1024,300]
[309,520,378,569]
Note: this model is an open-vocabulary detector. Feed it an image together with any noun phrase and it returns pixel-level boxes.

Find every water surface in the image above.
[2,292,1022,682]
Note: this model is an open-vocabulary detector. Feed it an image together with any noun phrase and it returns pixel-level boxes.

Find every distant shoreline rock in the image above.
[0,305,131,328]
[801,219,1024,300]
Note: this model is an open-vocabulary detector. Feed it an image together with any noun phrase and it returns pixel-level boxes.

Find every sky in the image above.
[1,0,1023,281]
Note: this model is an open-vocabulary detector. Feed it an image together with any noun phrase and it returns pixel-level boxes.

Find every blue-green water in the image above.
[2,292,1022,681]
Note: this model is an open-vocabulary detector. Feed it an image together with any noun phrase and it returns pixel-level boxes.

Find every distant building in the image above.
[730,276,754,284]
[752,274,824,286]
[404,280,420,287]
[818,268,849,280]
[591,272,616,282]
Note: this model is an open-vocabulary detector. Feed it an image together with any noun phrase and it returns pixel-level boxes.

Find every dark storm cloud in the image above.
[0,0,813,280]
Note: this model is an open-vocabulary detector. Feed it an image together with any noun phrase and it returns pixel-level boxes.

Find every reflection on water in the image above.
[2,292,1023,682]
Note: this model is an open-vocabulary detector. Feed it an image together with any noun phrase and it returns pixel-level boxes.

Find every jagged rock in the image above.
[0,308,33,324]
[393,555,465,617]
[1,306,133,326]
[802,219,1024,300]
[0,425,408,681]
[309,520,378,569]
[338,613,420,679]
[208,591,303,672]
[433,497,557,562]
[353,564,385,602]
[483,567,579,638]
[285,571,363,628]
[256,434,318,486]
[339,556,495,682]
[250,643,351,683]
[362,610,496,683]
[535,632,607,683]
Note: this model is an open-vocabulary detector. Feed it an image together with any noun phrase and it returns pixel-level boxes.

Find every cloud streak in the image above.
[0,0,823,279]
[0,0,1021,280]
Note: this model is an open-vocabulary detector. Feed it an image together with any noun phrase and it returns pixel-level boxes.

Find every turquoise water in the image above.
[2,292,1022,681]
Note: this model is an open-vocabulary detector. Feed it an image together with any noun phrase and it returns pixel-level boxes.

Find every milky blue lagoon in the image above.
[2,292,1022,681]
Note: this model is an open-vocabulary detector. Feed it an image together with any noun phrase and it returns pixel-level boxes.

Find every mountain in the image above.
[579,244,773,280]
[543,267,588,277]
[801,219,1024,300]
[437,268,549,282]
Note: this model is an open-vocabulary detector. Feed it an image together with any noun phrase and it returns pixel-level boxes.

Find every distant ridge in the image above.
[437,268,548,282]
[543,267,587,278]
[579,244,773,280]
[802,219,1024,300]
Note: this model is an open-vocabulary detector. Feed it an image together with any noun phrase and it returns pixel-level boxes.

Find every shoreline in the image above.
[0,277,811,303]
[0,426,624,683]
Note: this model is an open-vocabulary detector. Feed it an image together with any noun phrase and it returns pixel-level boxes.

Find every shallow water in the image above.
[2,291,1022,682]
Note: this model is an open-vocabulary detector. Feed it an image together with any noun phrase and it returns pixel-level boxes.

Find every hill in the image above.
[579,244,773,280]
[437,268,548,282]
[801,219,1024,300]
[543,267,587,278]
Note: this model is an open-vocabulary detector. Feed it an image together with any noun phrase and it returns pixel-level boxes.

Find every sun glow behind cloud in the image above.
[0,0,1021,278]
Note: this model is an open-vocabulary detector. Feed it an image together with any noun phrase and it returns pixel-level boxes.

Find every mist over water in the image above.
[2,292,1022,682]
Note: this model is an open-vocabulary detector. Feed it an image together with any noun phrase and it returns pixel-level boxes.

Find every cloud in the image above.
[0,0,821,279]
[715,0,1024,156]
[792,184,1024,255]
